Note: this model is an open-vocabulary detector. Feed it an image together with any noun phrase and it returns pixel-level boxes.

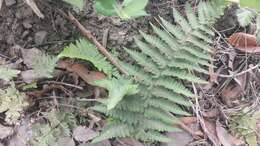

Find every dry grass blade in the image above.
[24,0,44,18]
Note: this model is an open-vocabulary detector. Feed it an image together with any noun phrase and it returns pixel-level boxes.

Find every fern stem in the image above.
[59,10,129,75]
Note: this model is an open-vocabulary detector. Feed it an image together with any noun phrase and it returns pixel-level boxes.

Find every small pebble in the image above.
[34,31,47,45]
[23,20,32,29]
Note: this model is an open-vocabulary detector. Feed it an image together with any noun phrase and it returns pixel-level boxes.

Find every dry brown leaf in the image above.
[72,126,97,142]
[0,124,13,139]
[203,120,221,146]
[202,109,220,118]
[180,117,197,125]
[228,32,260,53]
[57,137,75,146]
[57,60,106,84]
[216,120,244,146]
[7,119,32,146]
[221,73,247,107]
[162,122,200,146]
[119,138,144,146]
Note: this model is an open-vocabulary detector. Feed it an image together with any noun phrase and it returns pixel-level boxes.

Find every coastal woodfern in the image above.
[59,0,226,143]
[91,0,226,143]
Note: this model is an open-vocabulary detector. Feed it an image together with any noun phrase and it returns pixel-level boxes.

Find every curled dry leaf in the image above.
[58,60,106,84]
[228,32,260,53]
[221,73,247,107]
[216,120,244,146]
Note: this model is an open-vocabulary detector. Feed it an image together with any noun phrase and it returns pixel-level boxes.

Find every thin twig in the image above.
[43,81,83,90]
[214,64,260,78]
[58,10,128,75]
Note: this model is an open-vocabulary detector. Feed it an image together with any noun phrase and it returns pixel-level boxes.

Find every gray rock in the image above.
[5,0,16,6]
[34,31,47,45]
[22,20,32,29]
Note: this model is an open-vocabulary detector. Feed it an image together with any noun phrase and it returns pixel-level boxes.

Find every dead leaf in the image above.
[119,138,144,146]
[78,140,111,146]
[24,0,44,18]
[202,120,221,146]
[221,73,247,107]
[21,48,43,68]
[57,137,75,146]
[0,124,13,139]
[202,109,220,118]
[161,131,193,146]
[228,32,260,53]
[58,60,106,84]
[21,70,41,83]
[180,117,197,125]
[0,0,3,11]
[72,126,97,142]
[8,119,32,146]
[216,120,244,146]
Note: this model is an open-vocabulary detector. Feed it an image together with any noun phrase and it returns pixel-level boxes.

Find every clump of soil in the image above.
[0,0,172,57]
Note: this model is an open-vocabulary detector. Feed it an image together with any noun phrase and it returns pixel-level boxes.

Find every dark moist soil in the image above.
[0,0,173,57]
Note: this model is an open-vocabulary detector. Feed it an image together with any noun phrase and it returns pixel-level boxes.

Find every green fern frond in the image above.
[142,119,181,132]
[124,48,160,75]
[58,39,117,76]
[0,66,20,81]
[160,17,185,40]
[162,68,208,84]
[185,3,199,29]
[140,31,174,58]
[144,107,179,124]
[92,123,133,143]
[168,58,208,74]
[92,104,143,124]
[31,54,58,78]
[192,30,213,44]
[174,50,211,67]
[90,0,226,143]
[150,23,179,51]
[134,38,167,67]
[146,98,190,116]
[151,87,192,106]
[182,45,212,60]
[116,95,146,112]
[135,130,172,142]
[119,61,153,85]
[173,7,192,33]
[154,77,195,97]
[237,8,255,27]
[93,77,138,110]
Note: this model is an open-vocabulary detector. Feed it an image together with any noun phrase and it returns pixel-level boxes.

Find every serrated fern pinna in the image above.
[91,1,226,143]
